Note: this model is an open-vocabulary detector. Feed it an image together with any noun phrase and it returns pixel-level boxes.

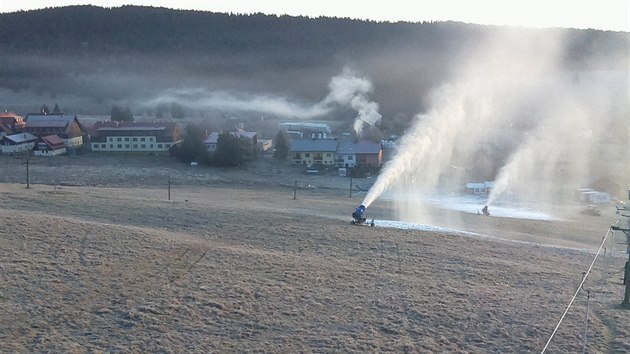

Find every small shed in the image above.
[465,181,495,195]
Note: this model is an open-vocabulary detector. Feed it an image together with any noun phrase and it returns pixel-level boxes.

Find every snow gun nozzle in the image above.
[352,204,367,222]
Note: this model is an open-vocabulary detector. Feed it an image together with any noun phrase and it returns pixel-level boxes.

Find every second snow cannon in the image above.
[351,204,375,227]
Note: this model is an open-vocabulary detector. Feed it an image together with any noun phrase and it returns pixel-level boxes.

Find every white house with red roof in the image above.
[34,135,67,156]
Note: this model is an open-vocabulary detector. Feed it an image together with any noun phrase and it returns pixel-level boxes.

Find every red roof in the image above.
[41,135,66,149]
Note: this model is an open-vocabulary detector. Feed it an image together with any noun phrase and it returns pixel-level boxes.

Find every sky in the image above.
[0,0,628,32]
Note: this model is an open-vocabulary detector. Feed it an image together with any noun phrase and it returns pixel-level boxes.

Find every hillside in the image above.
[1,154,629,352]
[0,5,627,128]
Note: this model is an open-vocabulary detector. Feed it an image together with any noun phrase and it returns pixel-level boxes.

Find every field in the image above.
[1,153,630,353]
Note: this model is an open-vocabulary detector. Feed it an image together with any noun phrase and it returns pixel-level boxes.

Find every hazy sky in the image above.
[1,0,628,32]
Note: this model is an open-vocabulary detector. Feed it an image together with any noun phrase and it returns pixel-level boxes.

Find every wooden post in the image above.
[26,150,30,189]
[168,176,171,201]
[293,180,297,200]
[624,261,630,307]
[612,225,630,307]
[349,177,353,198]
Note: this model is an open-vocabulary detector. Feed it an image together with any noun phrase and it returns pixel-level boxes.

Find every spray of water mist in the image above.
[362,29,627,223]
[321,67,382,135]
[141,67,381,136]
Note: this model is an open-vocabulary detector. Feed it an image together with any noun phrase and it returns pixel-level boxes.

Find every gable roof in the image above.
[290,139,339,152]
[25,114,76,128]
[41,134,66,148]
[90,121,180,141]
[337,140,382,154]
[4,132,38,143]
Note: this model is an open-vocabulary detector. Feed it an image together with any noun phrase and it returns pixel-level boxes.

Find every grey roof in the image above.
[290,139,339,152]
[99,127,166,131]
[26,114,75,128]
[337,140,382,154]
[466,181,495,189]
[4,132,38,143]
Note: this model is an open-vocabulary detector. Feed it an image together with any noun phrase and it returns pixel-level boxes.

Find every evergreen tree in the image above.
[110,105,121,120]
[122,105,134,122]
[174,124,209,164]
[170,102,185,119]
[213,133,247,167]
[110,104,134,122]
[53,103,61,114]
[273,130,289,160]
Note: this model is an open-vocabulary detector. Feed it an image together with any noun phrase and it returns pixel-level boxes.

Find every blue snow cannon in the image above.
[351,204,374,226]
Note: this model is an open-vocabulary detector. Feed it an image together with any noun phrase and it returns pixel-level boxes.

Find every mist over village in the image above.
[1,4,629,353]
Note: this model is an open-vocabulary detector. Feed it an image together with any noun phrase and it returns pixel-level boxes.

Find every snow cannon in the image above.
[351,204,375,227]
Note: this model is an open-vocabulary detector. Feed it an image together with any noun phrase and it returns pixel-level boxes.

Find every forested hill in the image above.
[0,5,627,119]
[1,5,625,61]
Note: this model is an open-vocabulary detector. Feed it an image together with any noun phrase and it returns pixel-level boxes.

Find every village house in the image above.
[289,139,339,166]
[336,140,383,168]
[34,135,67,156]
[25,114,88,149]
[90,121,182,153]
[0,132,38,154]
[0,112,26,137]
[278,122,331,140]
[465,181,495,195]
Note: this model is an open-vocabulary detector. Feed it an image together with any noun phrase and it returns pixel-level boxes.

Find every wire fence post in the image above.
[582,289,590,354]
[25,150,30,189]
[168,176,171,201]
[349,177,353,198]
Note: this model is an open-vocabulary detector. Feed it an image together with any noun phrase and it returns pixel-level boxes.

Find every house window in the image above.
[348,156,354,160]
[117,144,122,148]
[117,137,122,142]
[141,144,146,148]
[101,144,106,148]
[157,144,163,149]
[133,144,138,148]
[326,153,332,157]
[109,144,114,148]
[150,137,154,142]
[133,138,137,142]
[165,144,171,148]
[305,153,310,157]
[125,144,130,148]
[141,138,145,142]
[108,137,112,142]
[150,144,153,149]
[125,137,129,142]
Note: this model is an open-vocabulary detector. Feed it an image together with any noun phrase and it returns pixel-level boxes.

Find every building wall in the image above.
[336,154,356,168]
[1,142,36,153]
[34,147,67,156]
[91,135,174,152]
[65,136,83,149]
[292,151,336,166]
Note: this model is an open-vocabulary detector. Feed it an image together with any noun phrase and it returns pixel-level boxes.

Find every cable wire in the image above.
[540,227,611,354]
